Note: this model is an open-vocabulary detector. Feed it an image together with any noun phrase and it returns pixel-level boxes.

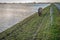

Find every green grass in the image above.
[0,4,60,40]
[35,4,60,40]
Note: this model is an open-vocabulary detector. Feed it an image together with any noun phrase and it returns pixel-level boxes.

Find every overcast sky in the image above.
[0,0,60,3]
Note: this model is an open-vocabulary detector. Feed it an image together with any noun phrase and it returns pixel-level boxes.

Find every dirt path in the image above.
[50,7,53,25]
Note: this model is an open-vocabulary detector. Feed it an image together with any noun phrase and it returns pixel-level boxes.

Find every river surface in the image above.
[0,3,50,32]
[55,3,60,10]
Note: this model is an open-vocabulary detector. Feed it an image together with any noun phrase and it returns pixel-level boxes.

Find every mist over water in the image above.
[0,3,50,32]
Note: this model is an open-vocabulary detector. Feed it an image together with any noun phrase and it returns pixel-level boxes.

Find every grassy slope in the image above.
[35,4,60,40]
[0,4,60,40]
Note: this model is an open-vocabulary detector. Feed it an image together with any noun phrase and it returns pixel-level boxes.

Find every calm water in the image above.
[55,4,60,10]
[0,3,50,32]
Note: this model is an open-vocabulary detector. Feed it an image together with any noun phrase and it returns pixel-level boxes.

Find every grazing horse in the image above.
[38,8,42,16]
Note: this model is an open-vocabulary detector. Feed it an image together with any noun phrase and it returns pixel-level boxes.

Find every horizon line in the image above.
[0,2,60,3]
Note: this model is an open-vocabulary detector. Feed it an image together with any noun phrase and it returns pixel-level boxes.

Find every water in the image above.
[0,3,50,33]
[55,3,60,10]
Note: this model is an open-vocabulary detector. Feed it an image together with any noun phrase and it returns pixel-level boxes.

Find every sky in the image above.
[0,0,60,3]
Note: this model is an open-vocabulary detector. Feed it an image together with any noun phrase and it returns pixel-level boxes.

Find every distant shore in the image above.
[0,2,60,4]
